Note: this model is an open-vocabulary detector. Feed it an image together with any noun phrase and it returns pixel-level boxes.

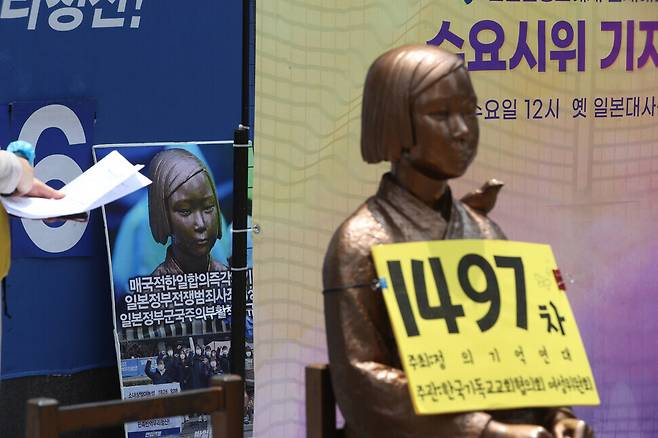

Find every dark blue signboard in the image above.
[0,0,243,378]
[0,105,8,149]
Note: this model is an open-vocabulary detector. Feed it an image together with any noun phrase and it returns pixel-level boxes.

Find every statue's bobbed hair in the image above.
[361,45,464,163]
[148,149,222,245]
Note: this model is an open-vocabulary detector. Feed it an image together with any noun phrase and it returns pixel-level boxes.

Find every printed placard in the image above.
[123,383,183,436]
[371,240,599,414]
[95,142,255,437]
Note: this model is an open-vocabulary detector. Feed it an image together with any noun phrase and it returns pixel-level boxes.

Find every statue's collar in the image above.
[376,173,452,219]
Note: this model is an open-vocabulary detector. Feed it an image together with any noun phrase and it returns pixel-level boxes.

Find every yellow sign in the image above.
[371,240,599,415]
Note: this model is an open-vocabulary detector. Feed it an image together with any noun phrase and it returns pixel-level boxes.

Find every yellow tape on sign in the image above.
[371,240,599,415]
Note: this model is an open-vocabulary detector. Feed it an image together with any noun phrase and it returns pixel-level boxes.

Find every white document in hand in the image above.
[0,150,152,219]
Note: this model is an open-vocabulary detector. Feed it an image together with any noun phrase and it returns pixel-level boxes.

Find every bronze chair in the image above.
[305,364,344,438]
[25,375,243,438]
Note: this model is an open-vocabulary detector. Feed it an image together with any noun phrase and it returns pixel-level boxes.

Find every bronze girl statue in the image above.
[323,45,593,438]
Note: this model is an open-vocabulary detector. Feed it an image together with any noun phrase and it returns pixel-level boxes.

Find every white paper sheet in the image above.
[0,150,152,219]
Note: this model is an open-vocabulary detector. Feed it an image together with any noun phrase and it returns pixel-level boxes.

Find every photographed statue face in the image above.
[167,171,219,259]
[408,67,479,179]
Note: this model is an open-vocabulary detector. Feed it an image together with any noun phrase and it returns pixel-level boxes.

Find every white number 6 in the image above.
[18,104,88,253]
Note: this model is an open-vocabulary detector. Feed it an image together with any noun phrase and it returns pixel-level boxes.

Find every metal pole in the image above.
[229,0,251,385]
[230,126,249,380]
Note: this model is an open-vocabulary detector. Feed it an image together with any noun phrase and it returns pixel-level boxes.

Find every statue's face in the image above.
[408,67,478,179]
[167,171,219,259]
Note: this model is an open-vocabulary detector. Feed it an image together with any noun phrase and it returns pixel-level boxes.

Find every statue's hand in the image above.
[552,418,594,438]
[483,420,552,438]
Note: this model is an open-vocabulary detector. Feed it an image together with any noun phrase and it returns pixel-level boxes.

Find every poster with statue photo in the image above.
[95,142,254,437]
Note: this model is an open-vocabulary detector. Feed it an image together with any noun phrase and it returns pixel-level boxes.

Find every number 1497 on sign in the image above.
[385,254,528,337]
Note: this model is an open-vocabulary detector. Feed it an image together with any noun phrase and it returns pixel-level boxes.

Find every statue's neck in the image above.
[391,160,449,208]
[171,246,209,273]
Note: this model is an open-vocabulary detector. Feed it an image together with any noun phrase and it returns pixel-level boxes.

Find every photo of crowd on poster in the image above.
[121,336,256,431]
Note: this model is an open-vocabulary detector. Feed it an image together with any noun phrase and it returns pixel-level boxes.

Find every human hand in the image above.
[483,420,552,438]
[13,157,34,195]
[25,178,64,199]
[11,157,63,199]
[552,418,594,438]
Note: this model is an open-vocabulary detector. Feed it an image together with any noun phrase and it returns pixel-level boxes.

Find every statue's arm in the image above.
[322,222,492,437]
[324,285,497,436]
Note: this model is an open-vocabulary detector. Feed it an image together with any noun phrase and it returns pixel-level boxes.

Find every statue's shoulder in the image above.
[322,199,387,289]
[151,261,170,277]
[327,199,388,255]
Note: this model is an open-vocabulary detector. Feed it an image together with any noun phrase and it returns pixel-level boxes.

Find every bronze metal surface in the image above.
[322,45,592,438]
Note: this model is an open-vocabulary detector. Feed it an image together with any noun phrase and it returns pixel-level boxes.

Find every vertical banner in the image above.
[0,0,244,384]
[96,142,254,437]
[254,1,658,436]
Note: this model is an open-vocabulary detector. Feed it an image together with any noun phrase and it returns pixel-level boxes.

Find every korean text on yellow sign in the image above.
[371,240,599,415]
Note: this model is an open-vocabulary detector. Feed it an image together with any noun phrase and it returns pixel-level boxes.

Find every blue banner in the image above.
[121,357,156,379]
[0,105,8,149]
[1,0,243,379]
